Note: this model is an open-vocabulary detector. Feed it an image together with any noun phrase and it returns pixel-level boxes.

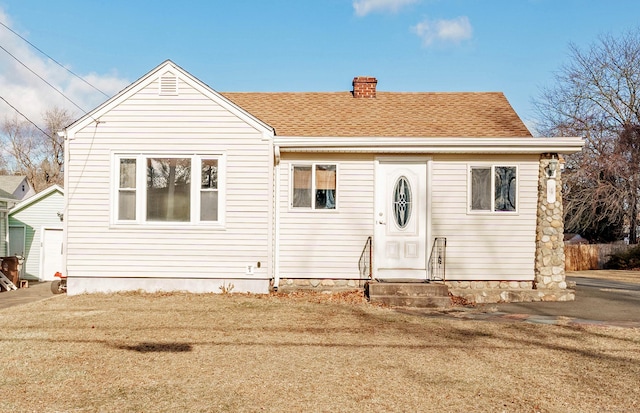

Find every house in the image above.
[60,60,584,302]
[8,185,64,281]
[0,175,36,202]
[0,189,17,257]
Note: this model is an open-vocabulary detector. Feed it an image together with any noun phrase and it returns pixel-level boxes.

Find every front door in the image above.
[374,161,428,279]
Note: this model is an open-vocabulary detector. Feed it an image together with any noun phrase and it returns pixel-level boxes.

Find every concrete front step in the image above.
[365,281,451,308]
[368,295,452,308]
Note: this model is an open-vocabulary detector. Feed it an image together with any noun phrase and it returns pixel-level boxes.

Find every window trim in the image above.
[467,164,519,214]
[289,162,339,212]
[112,152,226,227]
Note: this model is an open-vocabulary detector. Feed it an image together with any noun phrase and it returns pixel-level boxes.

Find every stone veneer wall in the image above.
[535,154,569,291]
[277,278,365,292]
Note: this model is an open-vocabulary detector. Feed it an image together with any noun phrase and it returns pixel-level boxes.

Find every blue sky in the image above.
[1,0,639,133]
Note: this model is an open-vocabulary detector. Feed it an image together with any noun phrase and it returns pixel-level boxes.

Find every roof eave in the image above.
[274,136,585,154]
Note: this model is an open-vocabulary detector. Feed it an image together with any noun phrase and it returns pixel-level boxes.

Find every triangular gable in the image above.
[9,184,63,215]
[64,60,274,137]
[0,175,28,195]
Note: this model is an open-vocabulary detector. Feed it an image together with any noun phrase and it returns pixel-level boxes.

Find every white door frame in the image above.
[373,156,432,279]
[39,226,63,281]
[9,225,26,278]
[8,225,26,256]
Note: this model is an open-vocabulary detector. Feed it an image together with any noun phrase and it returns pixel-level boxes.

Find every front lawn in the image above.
[1,292,638,412]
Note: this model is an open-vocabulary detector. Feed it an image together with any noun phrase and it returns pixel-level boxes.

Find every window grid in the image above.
[114,153,224,225]
[291,163,337,211]
[469,164,518,213]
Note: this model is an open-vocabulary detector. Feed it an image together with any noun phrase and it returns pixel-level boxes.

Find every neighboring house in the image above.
[8,185,64,281]
[61,60,584,301]
[0,189,17,257]
[0,175,36,202]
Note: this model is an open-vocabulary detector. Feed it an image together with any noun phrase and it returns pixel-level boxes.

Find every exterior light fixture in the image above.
[546,158,558,179]
[545,155,558,203]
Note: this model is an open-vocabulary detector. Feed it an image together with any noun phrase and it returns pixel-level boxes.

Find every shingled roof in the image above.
[0,175,26,196]
[221,91,532,138]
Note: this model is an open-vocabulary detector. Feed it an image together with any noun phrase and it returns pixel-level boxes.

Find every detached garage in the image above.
[8,185,64,281]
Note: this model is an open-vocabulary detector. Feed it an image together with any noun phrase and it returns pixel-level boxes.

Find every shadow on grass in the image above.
[112,341,193,353]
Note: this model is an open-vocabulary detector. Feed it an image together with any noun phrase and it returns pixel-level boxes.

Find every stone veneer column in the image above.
[534,154,567,290]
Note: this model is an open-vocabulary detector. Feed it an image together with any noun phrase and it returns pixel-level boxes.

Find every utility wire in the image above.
[0,21,109,97]
[0,43,87,113]
[0,94,51,137]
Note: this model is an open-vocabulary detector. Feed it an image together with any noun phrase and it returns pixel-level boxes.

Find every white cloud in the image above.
[353,0,420,17]
[411,16,473,46]
[0,8,129,128]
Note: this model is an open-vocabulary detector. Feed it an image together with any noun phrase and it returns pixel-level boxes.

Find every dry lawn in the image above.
[1,291,639,413]
[567,269,640,284]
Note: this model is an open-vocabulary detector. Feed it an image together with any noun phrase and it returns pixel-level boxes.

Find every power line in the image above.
[0,21,109,97]
[0,94,51,137]
[0,43,87,113]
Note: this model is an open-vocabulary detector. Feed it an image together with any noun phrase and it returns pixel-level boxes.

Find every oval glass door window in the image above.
[393,176,412,229]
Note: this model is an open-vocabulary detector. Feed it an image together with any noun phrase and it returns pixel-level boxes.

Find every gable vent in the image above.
[159,72,178,95]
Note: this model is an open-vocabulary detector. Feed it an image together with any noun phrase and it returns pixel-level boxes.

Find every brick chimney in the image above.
[352,76,377,98]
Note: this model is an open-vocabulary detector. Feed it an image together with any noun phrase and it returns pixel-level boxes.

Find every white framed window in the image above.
[469,165,517,213]
[291,163,337,210]
[113,153,225,225]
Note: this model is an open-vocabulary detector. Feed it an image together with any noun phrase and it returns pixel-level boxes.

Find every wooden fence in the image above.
[564,243,633,271]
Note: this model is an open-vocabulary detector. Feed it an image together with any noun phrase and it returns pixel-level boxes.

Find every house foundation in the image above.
[276,278,366,293]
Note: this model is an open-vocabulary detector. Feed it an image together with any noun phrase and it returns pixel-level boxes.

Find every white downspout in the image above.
[273,146,281,291]
[2,209,8,256]
[2,201,15,256]
[58,130,69,279]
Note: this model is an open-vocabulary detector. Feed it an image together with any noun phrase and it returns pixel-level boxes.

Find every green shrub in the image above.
[605,244,640,269]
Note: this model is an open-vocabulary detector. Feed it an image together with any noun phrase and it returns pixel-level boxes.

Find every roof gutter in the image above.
[273,136,585,154]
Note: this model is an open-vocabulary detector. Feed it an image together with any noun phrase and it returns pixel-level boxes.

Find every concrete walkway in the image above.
[403,271,640,328]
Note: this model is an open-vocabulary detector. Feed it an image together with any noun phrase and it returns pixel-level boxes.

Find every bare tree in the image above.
[535,30,640,243]
[0,107,73,192]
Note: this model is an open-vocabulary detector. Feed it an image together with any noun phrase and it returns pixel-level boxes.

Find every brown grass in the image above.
[568,270,640,284]
[1,291,639,412]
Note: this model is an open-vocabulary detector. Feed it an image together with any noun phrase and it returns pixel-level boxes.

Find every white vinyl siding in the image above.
[8,189,64,280]
[0,204,6,256]
[278,156,374,279]
[65,75,272,284]
[431,156,539,281]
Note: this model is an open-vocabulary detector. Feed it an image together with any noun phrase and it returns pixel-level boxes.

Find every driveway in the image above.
[453,271,640,327]
[397,271,640,327]
[491,275,640,323]
[0,282,55,309]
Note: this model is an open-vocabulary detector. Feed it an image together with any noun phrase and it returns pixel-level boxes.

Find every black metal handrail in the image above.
[428,237,446,281]
[358,236,372,279]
